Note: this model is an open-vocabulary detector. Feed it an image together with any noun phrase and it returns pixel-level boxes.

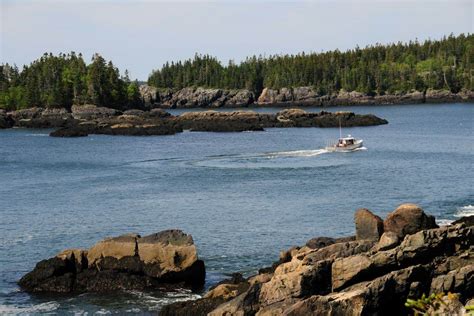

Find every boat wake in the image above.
[263,149,329,158]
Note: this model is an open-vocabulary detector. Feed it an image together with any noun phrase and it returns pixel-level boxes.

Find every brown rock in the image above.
[355,208,384,241]
[384,203,438,239]
[87,233,139,268]
[137,230,197,276]
[374,231,399,251]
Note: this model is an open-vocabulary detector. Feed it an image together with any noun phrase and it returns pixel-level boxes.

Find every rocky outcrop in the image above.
[384,203,438,238]
[18,230,205,293]
[162,205,474,315]
[255,87,474,107]
[0,109,14,129]
[0,105,389,136]
[177,111,267,132]
[7,107,73,128]
[140,86,255,109]
[71,104,120,120]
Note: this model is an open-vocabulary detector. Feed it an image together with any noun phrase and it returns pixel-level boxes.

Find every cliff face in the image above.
[161,205,474,316]
[139,85,474,109]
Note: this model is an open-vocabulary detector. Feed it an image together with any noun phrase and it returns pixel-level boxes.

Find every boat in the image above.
[325,135,363,152]
[325,119,364,152]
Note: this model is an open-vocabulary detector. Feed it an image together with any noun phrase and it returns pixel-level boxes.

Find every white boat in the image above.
[325,135,363,152]
[325,119,364,152]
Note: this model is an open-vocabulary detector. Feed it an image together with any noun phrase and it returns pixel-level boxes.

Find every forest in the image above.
[0,53,142,111]
[148,33,473,96]
[1,33,473,111]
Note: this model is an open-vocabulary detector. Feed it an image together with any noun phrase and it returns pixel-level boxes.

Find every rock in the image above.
[374,231,399,251]
[425,89,461,103]
[139,84,158,106]
[225,89,255,106]
[331,224,473,291]
[257,88,280,104]
[453,216,474,227]
[19,230,205,293]
[293,87,318,101]
[284,265,430,315]
[137,230,199,277]
[49,127,88,137]
[178,111,266,132]
[305,236,355,249]
[164,206,474,315]
[149,108,172,118]
[87,233,139,268]
[430,265,474,301]
[355,208,384,241]
[8,107,73,128]
[71,104,120,120]
[0,109,14,128]
[259,240,375,307]
[384,203,438,238]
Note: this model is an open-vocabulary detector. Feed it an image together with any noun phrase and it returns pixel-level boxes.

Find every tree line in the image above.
[148,33,473,96]
[0,53,142,111]
[1,34,472,111]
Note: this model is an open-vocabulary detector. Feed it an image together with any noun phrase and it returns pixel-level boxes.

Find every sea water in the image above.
[0,103,472,314]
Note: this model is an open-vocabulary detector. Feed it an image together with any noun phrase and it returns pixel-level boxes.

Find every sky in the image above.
[1,0,473,80]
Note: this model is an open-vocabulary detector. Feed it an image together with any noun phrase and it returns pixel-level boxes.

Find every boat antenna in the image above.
[339,117,342,139]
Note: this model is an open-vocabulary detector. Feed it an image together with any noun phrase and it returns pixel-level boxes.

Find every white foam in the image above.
[436,219,454,226]
[454,205,474,218]
[25,133,48,137]
[0,302,59,314]
[265,149,329,158]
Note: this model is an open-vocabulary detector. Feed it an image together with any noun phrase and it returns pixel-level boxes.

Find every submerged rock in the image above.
[18,230,205,293]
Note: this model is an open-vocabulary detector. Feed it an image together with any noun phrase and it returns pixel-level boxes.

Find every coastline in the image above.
[140,86,474,109]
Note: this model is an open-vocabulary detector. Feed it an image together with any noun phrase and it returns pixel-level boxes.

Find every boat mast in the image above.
[339,117,342,139]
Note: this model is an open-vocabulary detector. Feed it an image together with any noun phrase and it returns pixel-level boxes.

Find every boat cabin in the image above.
[337,135,355,147]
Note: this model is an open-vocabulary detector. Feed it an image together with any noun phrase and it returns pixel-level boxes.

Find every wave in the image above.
[436,219,454,226]
[0,302,59,314]
[25,133,49,137]
[454,205,474,217]
[0,234,33,248]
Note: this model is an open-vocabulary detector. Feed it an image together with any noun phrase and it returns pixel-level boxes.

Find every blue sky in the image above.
[1,0,472,80]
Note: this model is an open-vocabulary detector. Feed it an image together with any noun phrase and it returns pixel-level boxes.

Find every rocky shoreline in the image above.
[0,106,388,137]
[139,85,474,109]
[160,204,473,315]
[19,204,474,315]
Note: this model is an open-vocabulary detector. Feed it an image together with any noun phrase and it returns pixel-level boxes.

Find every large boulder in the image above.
[384,203,438,238]
[354,208,384,241]
[18,230,205,293]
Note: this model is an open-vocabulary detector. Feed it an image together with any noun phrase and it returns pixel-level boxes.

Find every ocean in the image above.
[0,103,473,314]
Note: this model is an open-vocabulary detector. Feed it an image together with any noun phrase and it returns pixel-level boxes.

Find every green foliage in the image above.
[0,52,142,111]
[405,292,473,315]
[148,33,474,95]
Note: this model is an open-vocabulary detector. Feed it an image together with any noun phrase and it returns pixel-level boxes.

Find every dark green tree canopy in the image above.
[148,33,473,95]
[0,52,142,111]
